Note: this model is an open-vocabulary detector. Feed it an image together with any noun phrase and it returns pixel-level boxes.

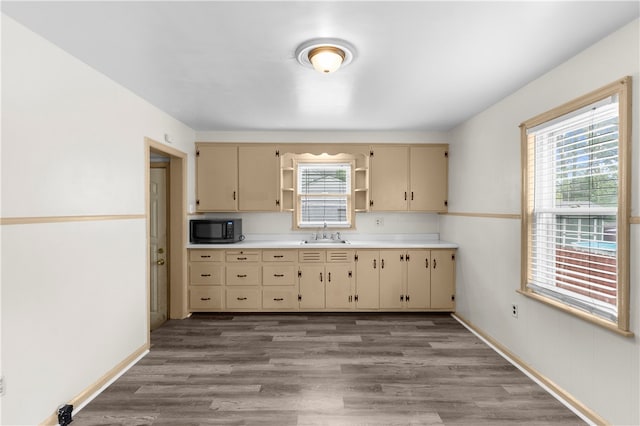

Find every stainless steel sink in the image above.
[302,239,349,244]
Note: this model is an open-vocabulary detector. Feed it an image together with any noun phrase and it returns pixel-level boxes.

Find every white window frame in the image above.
[293,155,356,229]
[520,76,632,336]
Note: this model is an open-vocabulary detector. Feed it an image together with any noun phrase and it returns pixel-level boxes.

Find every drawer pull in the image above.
[200,297,211,301]
[237,257,247,260]
[237,274,247,278]
[273,274,285,277]
[273,255,284,258]
[201,255,211,258]
[201,274,211,277]
[273,298,284,301]
[237,297,247,301]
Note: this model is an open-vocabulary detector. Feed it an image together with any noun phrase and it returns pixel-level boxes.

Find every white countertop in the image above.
[187,233,458,249]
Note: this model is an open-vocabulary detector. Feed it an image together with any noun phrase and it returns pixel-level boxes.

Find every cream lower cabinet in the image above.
[325,251,354,310]
[380,250,430,310]
[430,249,456,309]
[298,249,354,310]
[189,249,224,311]
[187,247,455,312]
[262,250,298,310]
[354,250,380,309]
[225,250,261,310]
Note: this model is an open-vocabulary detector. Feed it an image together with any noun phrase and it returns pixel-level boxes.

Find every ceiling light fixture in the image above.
[296,38,355,74]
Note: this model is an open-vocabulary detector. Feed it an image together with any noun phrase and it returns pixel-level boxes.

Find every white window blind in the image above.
[297,163,351,227]
[528,94,619,322]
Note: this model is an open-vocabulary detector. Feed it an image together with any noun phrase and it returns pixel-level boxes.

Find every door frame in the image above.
[145,137,189,339]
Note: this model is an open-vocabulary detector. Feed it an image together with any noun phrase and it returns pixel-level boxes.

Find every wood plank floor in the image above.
[73,313,584,425]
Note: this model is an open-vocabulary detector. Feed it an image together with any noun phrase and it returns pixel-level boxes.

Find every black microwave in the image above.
[190,219,243,244]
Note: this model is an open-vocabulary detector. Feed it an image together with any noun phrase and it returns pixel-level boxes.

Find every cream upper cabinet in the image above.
[238,145,280,211]
[409,145,448,212]
[370,146,409,211]
[430,249,456,309]
[369,144,448,212]
[195,144,238,212]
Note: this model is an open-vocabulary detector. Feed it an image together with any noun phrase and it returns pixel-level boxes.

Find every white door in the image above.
[150,167,168,330]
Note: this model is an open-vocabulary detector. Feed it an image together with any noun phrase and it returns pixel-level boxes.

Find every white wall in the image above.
[440,19,639,425]
[1,15,195,425]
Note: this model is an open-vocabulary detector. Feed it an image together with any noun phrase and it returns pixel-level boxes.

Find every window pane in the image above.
[528,95,619,321]
[300,197,348,225]
[298,163,350,195]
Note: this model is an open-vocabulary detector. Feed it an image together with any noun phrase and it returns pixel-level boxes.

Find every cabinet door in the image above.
[430,250,456,309]
[238,146,280,211]
[409,145,448,212]
[379,250,404,309]
[196,145,238,211]
[299,265,325,309]
[370,146,408,211]
[325,263,353,309]
[406,249,430,309]
[355,251,380,309]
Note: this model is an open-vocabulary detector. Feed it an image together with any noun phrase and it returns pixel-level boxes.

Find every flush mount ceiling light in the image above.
[295,38,355,74]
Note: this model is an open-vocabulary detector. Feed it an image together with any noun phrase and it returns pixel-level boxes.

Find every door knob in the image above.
[157,258,165,266]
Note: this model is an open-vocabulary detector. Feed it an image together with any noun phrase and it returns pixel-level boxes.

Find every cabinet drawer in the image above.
[190,250,224,262]
[262,288,298,310]
[226,288,261,309]
[190,263,224,285]
[299,250,325,263]
[190,287,223,310]
[262,250,296,262]
[226,251,260,262]
[226,265,261,285]
[327,250,353,263]
[262,265,296,286]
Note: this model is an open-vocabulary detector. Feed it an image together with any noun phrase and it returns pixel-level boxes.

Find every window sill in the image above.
[516,289,634,337]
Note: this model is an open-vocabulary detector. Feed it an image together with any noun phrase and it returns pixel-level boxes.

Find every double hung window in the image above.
[521,77,632,334]
[296,162,353,228]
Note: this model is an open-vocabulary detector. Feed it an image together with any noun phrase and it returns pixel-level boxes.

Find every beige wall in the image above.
[1,15,195,425]
[441,18,640,425]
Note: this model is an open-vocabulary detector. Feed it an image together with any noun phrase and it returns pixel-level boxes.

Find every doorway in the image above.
[145,138,189,337]
[150,162,169,330]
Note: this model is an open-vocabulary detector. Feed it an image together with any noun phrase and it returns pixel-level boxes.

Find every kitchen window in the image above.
[295,160,354,228]
[520,77,632,335]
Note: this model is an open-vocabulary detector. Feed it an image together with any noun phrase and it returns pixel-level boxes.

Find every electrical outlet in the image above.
[511,304,518,318]
[375,217,384,226]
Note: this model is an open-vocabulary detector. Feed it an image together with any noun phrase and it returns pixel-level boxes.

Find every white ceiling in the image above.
[2,1,638,132]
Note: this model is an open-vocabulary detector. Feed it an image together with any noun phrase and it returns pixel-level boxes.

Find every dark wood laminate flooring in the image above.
[73,313,584,425]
